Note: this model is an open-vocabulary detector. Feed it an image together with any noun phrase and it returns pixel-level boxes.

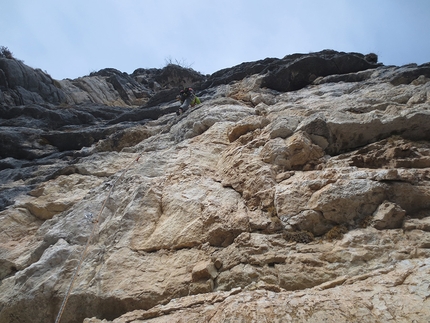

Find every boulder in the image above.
[260,50,381,92]
[260,131,325,169]
[371,201,406,230]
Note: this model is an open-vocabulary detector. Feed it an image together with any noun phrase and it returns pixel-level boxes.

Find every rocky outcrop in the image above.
[0,58,66,105]
[0,58,205,107]
[1,51,430,323]
[203,49,381,91]
[1,50,380,108]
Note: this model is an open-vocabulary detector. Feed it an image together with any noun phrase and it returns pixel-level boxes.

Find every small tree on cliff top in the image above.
[0,46,14,59]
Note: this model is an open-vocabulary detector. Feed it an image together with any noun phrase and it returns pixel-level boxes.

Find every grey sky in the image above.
[1,0,429,80]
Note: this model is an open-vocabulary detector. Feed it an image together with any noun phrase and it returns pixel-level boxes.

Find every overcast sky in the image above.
[1,0,429,80]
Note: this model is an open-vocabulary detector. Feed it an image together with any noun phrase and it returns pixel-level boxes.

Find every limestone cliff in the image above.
[1,50,430,323]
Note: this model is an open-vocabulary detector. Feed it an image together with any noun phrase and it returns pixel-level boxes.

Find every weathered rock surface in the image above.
[1,50,380,108]
[0,57,67,105]
[1,50,430,323]
[1,58,205,107]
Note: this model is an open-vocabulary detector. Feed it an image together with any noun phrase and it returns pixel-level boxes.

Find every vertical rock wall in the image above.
[1,51,430,323]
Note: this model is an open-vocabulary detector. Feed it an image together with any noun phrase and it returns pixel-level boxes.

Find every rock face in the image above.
[1,50,430,323]
[1,50,381,108]
[0,59,206,107]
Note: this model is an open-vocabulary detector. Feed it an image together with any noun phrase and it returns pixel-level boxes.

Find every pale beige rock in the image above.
[287,209,332,236]
[403,217,430,232]
[267,115,301,139]
[227,115,270,142]
[84,259,430,323]
[371,200,406,229]
[261,131,324,169]
[191,260,218,281]
[0,207,42,279]
[59,77,127,106]
[15,174,104,220]
[308,178,387,224]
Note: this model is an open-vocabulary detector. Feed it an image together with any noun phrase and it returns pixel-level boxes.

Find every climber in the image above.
[176,87,201,115]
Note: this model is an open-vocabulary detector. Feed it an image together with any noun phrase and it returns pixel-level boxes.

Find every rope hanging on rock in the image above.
[55,153,142,323]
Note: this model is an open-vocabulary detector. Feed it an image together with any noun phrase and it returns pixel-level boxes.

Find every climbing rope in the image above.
[55,153,142,323]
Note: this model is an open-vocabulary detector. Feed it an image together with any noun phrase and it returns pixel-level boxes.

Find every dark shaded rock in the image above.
[132,65,206,91]
[144,87,182,108]
[389,63,430,85]
[107,106,163,124]
[41,125,123,151]
[14,86,46,105]
[261,50,381,92]
[72,103,127,120]
[139,65,206,108]
[0,157,24,171]
[0,104,96,129]
[0,58,67,105]
[0,103,134,161]
[153,64,205,89]
[89,68,124,78]
[314,69,374,85]
[203,57,278,88]
[0,127,57,160]
[0,185,31,211]
[200,50,381,93]
[0,103,130,129]
[364,53,378,64]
